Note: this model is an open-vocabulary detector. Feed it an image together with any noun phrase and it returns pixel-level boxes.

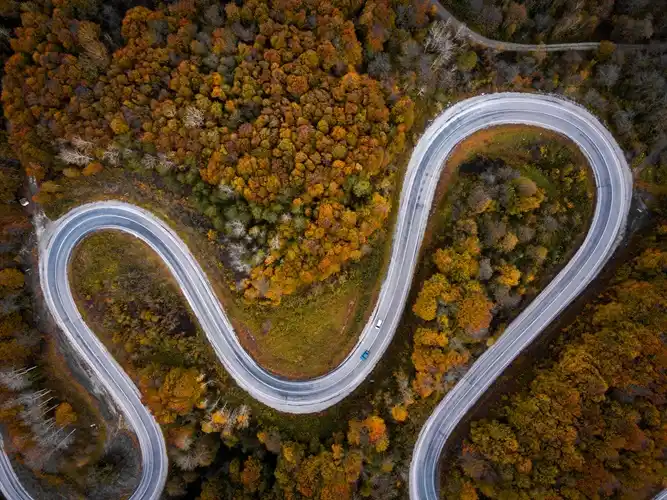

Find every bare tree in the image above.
[425,20,460,74]
[184,106,204,129]
[23,447,48,472]
[482,219,507,247]
[542,215,560,233]
[551,13,586,40]
[477,258,494,281]
[171,449,200,471]
[494,61,520,87]
[77,22,109,69]
[102,144,121,166]
[612,15,653,42]
[58,148,92,166]
[516,225,535,243]
[140,154,159,171]
[613,109,635,137]
[235,404,251,430]
[269,234,282,251]
[534,13,555,34]
[596,63,621,90]
[467,185,493,214]
[224,408,238,435]
[394,370,415,407]
[367,53,392,80]
[204,4,224,27]
[0,27,11,44]
[227,242,251,274]
[219,182,236,198]
[497,166,520,180]
[0,366,35,391]
[478,5,503,34]
[493,284,522,309]
[226,220,246,239]
[21,402,57,426]
[192,438,217,467]
[4,389,51,410]
[527,245,549,265]
[438,68,457,91]
[70,136,94,154]
[616,0,651,15]
[480,170,498,185]
[280,213,292,224]
[55,429,76,450]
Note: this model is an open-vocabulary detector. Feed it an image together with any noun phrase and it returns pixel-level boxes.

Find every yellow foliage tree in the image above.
[413,274,460,321]
[455,290,494,336]
[414,327,449,347]
[433,248,479,282]
[54,402,77,427]
[496,264,522,287]
[391,405,408,423]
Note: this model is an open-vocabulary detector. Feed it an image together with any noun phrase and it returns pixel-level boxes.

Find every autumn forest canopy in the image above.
[444,223,667,499]
[0,0,666,499]
[2,0,429,304]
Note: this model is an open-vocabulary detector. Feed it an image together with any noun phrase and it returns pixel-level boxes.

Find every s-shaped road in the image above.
[0,93,633,500]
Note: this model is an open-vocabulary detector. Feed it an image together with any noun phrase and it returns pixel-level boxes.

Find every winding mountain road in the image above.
[0,93,635,500]
[2,1,665,497]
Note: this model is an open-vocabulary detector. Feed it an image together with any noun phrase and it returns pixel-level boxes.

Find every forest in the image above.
[443,220,667,499]
[3,0,667,358]
[407,127,592,401]
[443,0,667,43]
[0,0,446,382]
[1,0,430,304]
[3,0,667,313]
[0,0,666,498]
[70,229,400,497]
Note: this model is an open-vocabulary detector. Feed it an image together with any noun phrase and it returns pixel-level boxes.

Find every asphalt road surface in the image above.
[0,93,640,499]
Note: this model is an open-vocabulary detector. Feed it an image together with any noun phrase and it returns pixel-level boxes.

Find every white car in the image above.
[375,319,383,328]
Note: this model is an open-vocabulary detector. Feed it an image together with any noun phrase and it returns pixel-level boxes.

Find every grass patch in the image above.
[444,123,593,206]
[446,125,588,168]
[226,235,387,378]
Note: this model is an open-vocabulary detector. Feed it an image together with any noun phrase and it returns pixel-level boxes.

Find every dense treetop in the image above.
[2,0,431,303]
[1,1,667,498]
[443,221,667,499]
[406,133,591,400]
